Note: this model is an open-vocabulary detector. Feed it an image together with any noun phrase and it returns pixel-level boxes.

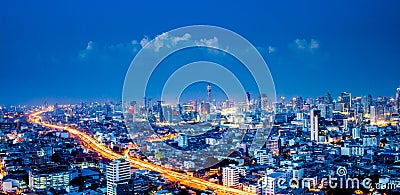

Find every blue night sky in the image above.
[1,0,400,105]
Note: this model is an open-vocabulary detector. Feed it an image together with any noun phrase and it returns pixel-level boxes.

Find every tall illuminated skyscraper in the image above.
[370,106,377,124]
[310,109,321,142]
[341,92,352,112]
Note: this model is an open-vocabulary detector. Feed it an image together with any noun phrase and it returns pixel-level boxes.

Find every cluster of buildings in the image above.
[214,89,400,195]
[0,103,198,195]
[0,87,400,194]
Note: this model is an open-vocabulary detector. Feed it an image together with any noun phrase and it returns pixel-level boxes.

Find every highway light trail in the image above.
[29,107,255,195]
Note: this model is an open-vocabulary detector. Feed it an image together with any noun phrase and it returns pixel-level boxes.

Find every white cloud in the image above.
[86,41,94,50]
[141,33,193,52]
[172,33,191,45]
[78,39,141,60]
[268,45,276,54]
[293,38,320,50]
[295,39,307,49]
[79,33,221,59]
[79,41,95,59]
[195,37,218,47]
[153,32,168,52]
[140,37,149,48]
[310,39,319,49]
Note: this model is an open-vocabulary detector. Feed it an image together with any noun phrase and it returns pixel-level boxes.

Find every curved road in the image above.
[29,108,255,195]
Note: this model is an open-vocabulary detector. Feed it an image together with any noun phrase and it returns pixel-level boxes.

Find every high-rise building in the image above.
[370,106,376,124]
[396,87,400,111]
[157,101,165,122]
[341,92,352,112]
[162,105,173,123]
[292,97,303,110]
[107,159,131,195]
[261,94,268,111]
[222,166,239,188]
[324,93,333,104]
[201,102,211,115]
[189,100,198,112]
[207,83,212,103]
[310,109,321,142]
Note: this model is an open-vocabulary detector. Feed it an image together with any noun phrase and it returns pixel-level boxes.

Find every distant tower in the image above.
[341,92,352,112]
[310,109,321,142]
[396,87,400,111]
[207,83,212,103]
[246,92,251,110]
[246,92,251,104]
[157,101,165,122]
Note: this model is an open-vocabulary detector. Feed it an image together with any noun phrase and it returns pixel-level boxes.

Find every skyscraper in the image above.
[341,92,352,112]
[310,109,321,142]
[324,93,333,104]
[222,166,239,188]
[396,87,400,111]
[107,159,131,195]
[370,106,376,124]
[157,101,165,122]
[261,93,268,111]
[201,102,211,115]
[207,83,212,103]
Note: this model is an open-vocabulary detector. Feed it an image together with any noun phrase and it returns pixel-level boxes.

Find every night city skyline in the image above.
[2,1,400,195]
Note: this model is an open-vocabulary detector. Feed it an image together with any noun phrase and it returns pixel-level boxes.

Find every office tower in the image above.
[246,92,251,103]
[318,104,327,118]
[362,95,372,114]
[222,166,239,188]
[370,106,376,124]
[246,92,251,110]
[310,109,321,142]
[201,102,211,115]
[341,92,352,112]
[107,159,131,195]
[324,93,333,104]
[261,93,268,111]
[292,96,303,110]
[397,87,400,111]
[157,101,165,122]
[376,106,385,121]
[207,83,212,103]
[326,104,334,120]
[189,99,197,112]
[162,105,173,123]
[128,101,136,122]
